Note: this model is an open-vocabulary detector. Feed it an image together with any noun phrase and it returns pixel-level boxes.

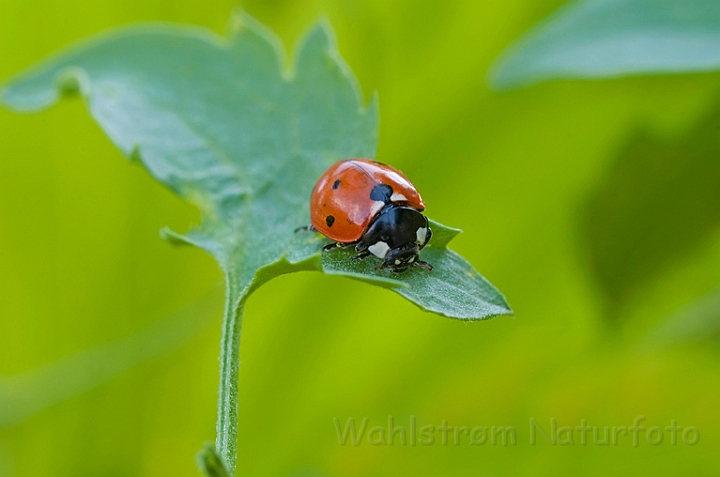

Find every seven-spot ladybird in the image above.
[303,158,432,272]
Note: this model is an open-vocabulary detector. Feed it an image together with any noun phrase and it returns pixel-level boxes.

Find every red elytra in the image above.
[310,158,425,243]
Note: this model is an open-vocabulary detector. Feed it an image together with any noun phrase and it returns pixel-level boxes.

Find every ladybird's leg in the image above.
[377,248,400,271]
[322,241,356,252]
[354,240,369,254]
[379,243,421,272]
[294,225,317,233]
[374,244,402,270]
[352,250,371,260]
[413,260,433,271]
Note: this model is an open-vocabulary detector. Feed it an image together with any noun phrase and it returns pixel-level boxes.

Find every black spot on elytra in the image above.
[326,215,335,227]
[370,183,393,202]
[332,179,341,189]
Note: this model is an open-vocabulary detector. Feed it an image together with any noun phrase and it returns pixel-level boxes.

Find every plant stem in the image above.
[214,273,244,475]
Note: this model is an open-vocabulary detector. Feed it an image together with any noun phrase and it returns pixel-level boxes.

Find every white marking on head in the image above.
[368,241,390,259]
[390,192,408,202]
[395,259,401,265]
[416,227,428,245]
[409,256,415,263]
[370,201,385,217]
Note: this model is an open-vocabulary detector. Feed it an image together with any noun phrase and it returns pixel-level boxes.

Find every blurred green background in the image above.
[2,0,720,476]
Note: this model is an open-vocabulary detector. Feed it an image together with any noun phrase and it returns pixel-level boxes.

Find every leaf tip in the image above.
[2,64,92,113]
[0,84,10,106]
[427,219,462,248]
[160,227,193,246]
[128,143,142,164]
[227,8,258,37]
[298,16,339,61]
[1,79,52,114]
[366,89,380,116]
[486,56,536,92]
[314,16,338,49]
[294,16,369,115]
[227,8,288,76]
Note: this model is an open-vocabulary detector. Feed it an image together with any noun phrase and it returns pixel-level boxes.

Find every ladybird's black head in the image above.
[355,204,433,272]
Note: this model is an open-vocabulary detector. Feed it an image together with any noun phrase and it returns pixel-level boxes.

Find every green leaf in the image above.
[1,11,511,321]
[489,0,720,90]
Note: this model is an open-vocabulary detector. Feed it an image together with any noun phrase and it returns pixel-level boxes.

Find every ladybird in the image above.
[303,158,432,272]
